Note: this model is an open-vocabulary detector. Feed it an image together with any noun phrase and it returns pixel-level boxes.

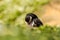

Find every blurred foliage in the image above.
[0,0,60,40]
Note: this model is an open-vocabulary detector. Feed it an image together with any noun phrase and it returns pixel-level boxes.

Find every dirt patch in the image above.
[35,0,60,26]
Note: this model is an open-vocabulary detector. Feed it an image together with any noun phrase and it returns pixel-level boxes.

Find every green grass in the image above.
[0,25,60,40]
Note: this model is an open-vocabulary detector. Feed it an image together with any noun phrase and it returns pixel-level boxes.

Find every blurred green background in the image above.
[0,0,60,40]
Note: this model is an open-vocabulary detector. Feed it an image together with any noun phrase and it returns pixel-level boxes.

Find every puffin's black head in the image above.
[25,13,43,27]
[25,13,38,24]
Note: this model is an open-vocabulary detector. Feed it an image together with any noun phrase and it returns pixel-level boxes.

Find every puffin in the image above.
[25,13,43,27]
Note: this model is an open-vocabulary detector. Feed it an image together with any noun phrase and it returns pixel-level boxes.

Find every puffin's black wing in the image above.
[33,18,43,27]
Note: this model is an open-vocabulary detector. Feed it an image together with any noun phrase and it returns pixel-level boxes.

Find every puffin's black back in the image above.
[26,13,38,19]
